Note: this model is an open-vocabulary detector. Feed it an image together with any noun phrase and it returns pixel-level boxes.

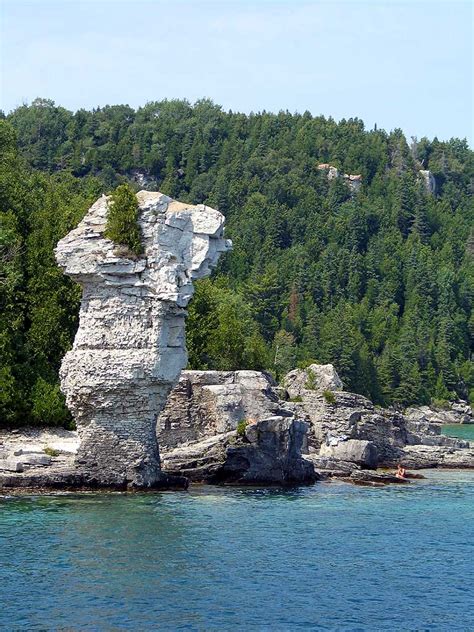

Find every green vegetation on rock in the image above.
[323,390,337,405]
[43,446,60,457]
[236,420,249,437]
[305,369,318,390]
[104,184,142,256]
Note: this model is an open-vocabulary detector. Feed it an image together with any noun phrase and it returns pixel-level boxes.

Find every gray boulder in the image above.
[158,370,289,449]
[284,364,343,399]
[304,455,361,478]
[0,458,24,473]
[218,417,316,485]
[161,416,317,485]
[20,454,52,466]
[319,439,378,469]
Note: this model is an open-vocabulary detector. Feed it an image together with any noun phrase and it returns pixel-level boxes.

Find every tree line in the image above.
[0,98,472,427]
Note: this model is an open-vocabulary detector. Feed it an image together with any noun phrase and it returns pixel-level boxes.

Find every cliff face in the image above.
[55,191,230,487]
[157,370,286,449]
[159,366,473,483]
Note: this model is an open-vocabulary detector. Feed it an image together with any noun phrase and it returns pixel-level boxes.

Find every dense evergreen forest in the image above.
[0,97,473,427]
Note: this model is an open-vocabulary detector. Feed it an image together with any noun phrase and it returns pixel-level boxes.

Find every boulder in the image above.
[158,370,289,449]
[214,417,317,485]
[304,454,360,478]
[284,364,343,399]
[287,388,374,449]
[20,454,52,466]
[0,458,24,473]
[162,417,317,485]
[319,439,378,469]
[160,433,231,481]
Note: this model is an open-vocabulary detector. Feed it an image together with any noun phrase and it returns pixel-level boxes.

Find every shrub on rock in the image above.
[105,184,143,256]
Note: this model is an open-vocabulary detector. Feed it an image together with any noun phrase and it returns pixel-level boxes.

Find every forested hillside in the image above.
[1,98,473,427]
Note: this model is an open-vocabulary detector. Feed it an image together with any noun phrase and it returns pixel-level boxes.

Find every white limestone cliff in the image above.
[55,191,231,487]
[418,169,436,194]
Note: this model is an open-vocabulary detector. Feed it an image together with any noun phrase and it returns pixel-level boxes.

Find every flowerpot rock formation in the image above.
[55,191,231,488]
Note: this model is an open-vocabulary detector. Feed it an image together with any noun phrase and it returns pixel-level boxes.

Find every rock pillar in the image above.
[55,191,230,487]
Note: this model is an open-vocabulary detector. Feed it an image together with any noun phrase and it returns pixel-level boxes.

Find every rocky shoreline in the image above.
[1,365,472,492]
[3,191,470,493]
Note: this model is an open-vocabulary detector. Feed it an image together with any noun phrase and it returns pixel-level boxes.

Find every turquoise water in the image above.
[441,423,474,442]
[1,472,474,631]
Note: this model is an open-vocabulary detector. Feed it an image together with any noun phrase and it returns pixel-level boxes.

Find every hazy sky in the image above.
[1,0,472,144]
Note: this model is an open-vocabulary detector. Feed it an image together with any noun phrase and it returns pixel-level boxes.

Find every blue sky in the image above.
[1,0,472,144]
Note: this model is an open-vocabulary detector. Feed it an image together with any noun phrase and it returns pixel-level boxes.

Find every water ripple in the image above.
[1,471,473,630]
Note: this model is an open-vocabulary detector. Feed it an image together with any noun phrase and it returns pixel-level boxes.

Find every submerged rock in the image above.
[55,191,230,488]
[348,470,408,486]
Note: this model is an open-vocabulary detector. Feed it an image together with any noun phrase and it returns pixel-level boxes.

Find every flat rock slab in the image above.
[0,468,188,492]
[347,470,410,486]
[400,445,474,469]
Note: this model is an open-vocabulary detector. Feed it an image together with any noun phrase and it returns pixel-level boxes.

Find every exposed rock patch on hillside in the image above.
[317,163,363,192]
[418,169,436,194]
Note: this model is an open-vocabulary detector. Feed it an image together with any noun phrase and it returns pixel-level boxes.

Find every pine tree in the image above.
[104,184,143,256]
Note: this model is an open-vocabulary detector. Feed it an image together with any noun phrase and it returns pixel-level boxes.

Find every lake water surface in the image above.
[441,423,474,442]
[1,471,473,631]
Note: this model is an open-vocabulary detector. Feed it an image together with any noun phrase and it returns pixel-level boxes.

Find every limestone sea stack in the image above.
[55,191,231,488]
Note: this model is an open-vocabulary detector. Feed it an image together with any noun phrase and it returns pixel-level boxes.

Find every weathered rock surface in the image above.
[400,445,474,469]
[405,402,473,425]
[158,370,287,449]
[54,191,230,488]
[162,416,317,485]
[284,364,343,399]
[157,370,316,484]
[317,164,362,193]
[304,455,361,478]
[281,365,472,472]
[418,169,436,194]
[2,362,472,490]
[158,365,473,481]
[319,439,378,469]
[0,427,78,482]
